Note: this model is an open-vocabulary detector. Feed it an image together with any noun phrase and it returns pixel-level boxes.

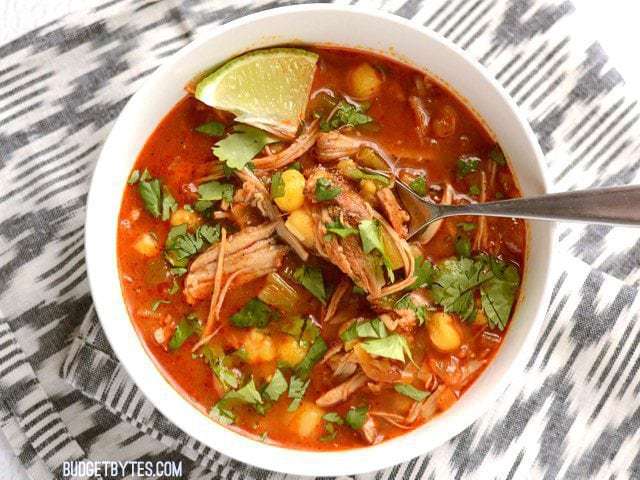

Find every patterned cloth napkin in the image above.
[2,0,640,479]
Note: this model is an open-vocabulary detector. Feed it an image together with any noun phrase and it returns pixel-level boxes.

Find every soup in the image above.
[117,46,525,450]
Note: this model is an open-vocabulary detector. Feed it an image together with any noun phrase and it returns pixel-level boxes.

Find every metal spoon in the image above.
[360,168,640,240]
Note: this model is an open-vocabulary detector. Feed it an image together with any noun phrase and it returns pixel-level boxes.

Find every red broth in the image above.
[117,46,525,450]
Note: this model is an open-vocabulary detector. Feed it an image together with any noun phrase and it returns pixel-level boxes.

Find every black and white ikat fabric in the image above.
[1,0,640,478]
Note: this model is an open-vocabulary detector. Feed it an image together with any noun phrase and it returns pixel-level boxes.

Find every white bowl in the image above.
[86,4,554,477]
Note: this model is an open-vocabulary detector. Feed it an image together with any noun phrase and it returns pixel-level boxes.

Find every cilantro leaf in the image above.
[128,169,140,185]
[209,402,235,425]
[212,357,239,390]
[340,318,387,342]
[168,314,200,350]
[358,219,385,256]
[197,223,221,244]
[295,336,327,379]
[394,383,430,401]
[279,316,306,338]
[325,219,358,239]
[161,186,178,221]
[457,155,481,177]
[409,176,427,196]
[164,223,219,268]
[168,278,180,295]
[361,333,413,363]
[315,177,341,201]
[293,266,327,304]
[469,184,481,196]
[138,178,162,218]
[230,298,276,328]
[345,405,368,430]
[198,181,234,204]
[455,235,472,258]
[224,378,263,405]
[195,121,225,137]
[478,256,520,330]
[322,412,344,424]
[139,168,152,181]
[320,413,343,442]
[263,369,288,402]
[270,171,285,199]
[321,100,372,131]
[489,145,506,165]
[409,256,435,290]
[287,375,310,412]
[151,299,170,312]
[457,222,476,232]
[213,124,278,170]
[394,295,427,325]
[431,257,488,321]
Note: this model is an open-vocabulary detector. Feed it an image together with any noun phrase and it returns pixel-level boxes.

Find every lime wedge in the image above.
[195,48,319,139]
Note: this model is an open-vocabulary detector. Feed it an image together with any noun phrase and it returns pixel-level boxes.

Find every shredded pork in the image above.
[376,187,410,237]
[315,372,367,407]
[253,119,319,171]
[184,222,287,303]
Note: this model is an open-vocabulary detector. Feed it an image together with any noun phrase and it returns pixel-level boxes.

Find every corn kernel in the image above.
[285,209,315,247]
[170,208,201,230]
[133,232,160,257]
[291,401,324,438]
[243,329,276,363]
[277,335,306,366]
[428,312,462,352]
[274,169,305,212]
[348,62,382,99]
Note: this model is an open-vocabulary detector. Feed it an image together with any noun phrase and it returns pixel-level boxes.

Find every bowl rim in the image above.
[85,3,555,476]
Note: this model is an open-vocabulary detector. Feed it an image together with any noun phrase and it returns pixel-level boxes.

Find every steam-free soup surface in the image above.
[117,46,525,450]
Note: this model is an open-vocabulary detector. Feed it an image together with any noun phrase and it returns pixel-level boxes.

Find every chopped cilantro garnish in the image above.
[198,180,234,204]
[263,369,288,402]
[345,405,368,430]
[489,145,506,165]
[325,219,358,239]
[287,375,310,412]
[195,121,225,137]
[361,333,413,363]
[168,314,200,350]
[213,124,278,170]
[270,171,285,199]
[457,155,481,177]
[320,100,372,131]
[293,265,327,304]
[340,318,387,342]
[469,184,481,196]
[455,235,472,258]
[394,383,430,401]
[168,278,180,295]
[230,298,276,328]
[128,169,140,185]
[164,223,220,268]
[295,336,327,379]
[161,186,178,221]
[151,299,170,312]
[457,222,476,232]
[431,255,520,329]
[409,176,427,196]
[314,177,341,201]
[394,295,427,325]
[138,178,162,218]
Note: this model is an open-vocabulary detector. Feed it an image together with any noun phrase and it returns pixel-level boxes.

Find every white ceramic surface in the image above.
[85,5,555,476]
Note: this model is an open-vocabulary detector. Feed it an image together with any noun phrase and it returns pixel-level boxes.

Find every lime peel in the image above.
[195,48,319,139]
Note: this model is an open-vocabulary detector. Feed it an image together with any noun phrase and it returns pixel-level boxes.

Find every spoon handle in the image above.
[438,185,640,226]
